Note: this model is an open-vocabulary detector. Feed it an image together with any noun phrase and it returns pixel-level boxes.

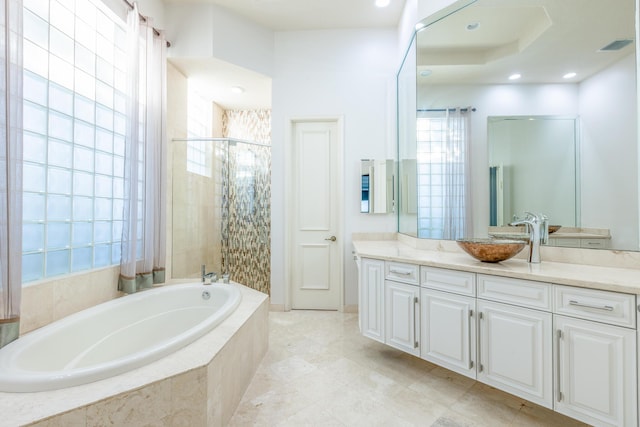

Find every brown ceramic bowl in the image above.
[457,238,526,263]
[548,225,561,234]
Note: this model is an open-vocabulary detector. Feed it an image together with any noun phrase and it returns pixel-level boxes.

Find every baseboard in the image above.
[269,304,286,312]
[343,304,358,313]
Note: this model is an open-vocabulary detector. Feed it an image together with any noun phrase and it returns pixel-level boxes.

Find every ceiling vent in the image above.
[599,39,634,51]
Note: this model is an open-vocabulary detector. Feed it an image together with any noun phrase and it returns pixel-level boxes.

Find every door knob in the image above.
[325,236,337,242]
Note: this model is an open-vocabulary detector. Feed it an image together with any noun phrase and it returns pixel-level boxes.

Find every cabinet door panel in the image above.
[478,300,552,408]
[421,288,476,379]
[555,315,637,426]
[385,280,419,356]
[360,258,385,343]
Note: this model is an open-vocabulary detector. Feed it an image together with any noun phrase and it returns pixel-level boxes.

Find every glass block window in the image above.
[186,82,212,177]
[22,0,127,283]
[416,113,468,240]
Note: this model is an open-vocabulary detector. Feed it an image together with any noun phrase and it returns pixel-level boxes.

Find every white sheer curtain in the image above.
[442,108,473,240]
[0,0,22,347]
[118,3,167,294]
[416,108,472,240]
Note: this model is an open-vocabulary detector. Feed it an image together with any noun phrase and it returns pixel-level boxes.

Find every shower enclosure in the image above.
[171,138,271,294]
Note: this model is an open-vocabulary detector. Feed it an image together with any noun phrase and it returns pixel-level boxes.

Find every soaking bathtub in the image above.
[0,282,241,393]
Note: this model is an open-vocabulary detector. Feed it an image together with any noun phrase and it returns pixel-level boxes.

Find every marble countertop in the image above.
[353,239,640,295]
[548,232,611,239]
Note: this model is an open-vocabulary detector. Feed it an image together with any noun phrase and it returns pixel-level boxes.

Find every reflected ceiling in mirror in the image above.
[398,0,639,251]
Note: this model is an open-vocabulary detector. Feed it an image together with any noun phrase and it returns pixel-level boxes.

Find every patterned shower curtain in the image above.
[118,3,167,294]
[0,0,23,348]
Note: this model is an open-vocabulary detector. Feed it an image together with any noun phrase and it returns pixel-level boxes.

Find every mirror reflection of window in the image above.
[416,108,473,239]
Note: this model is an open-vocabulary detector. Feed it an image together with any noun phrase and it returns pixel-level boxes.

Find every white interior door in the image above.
[290,120,342,310]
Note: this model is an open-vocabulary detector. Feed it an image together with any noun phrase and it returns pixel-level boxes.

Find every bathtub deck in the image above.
[0,283,269,427]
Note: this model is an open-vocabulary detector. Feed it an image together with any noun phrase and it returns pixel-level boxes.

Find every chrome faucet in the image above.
[509,212,549,263]
[201,264,217,284]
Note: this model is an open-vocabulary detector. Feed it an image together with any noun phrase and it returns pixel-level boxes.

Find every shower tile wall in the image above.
[221,143,271,295]
[171,142,221,278]
[223,110,271,144]
[222,110,271,295]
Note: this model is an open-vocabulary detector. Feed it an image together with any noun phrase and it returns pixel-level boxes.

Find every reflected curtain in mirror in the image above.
[0,0,22,348]
[118,4,167,294]
[416,108,473,239]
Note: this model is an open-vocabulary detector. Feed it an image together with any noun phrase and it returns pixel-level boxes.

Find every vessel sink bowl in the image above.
[457,238,526,263]
[548,225,561,234]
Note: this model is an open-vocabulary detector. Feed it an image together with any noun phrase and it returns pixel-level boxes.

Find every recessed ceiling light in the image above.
[230,86,245,94]
[466,22,480,31]
[375,0,390,7]
[508,73,522,80]
[563,72,577,79]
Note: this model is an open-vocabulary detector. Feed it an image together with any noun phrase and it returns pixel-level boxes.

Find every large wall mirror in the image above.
[397,0,639,251]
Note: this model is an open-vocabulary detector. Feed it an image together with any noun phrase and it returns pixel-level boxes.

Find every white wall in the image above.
[163,3,274,77]
[270,29,399,307]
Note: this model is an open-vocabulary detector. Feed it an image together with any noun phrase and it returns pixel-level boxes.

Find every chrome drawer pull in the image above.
[556,329,563,402]
[568,300,614,311]
[389,268,412,276]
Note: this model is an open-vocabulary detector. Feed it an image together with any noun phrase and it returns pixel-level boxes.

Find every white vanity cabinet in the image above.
[359,258,385,343]
[355,252,639,425]
[420,267,476,379]
[384,261,420,356]
[476,275,553,409]
[553,285,637,427]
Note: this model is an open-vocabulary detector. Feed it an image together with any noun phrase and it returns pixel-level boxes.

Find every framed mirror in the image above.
[361,159,396,214]
[398,0,638,251]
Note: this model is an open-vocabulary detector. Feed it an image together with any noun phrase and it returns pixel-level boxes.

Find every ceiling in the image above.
[416,0,636,84]
[166,0,407,109]
[165,0,407,31]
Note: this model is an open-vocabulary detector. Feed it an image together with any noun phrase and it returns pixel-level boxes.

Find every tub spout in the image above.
[201,265,217,284]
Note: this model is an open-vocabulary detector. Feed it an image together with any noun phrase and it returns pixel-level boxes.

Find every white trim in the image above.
[284,116,345,312]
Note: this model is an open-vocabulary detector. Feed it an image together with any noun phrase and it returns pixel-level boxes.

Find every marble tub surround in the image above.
[20,266,122,335]
[353,234,640,294]
[1,283,268,426]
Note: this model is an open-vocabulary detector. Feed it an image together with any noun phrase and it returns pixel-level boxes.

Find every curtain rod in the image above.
[417,108,476,113]
[122,0,171,48]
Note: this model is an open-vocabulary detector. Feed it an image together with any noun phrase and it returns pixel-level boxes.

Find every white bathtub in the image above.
[0,282,241,392]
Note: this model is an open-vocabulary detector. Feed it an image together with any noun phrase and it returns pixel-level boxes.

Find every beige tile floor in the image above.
[228,310,589,427]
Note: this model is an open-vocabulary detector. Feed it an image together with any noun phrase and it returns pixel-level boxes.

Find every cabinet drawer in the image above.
[421,267,476,296]
[478,275,551,311]
[554,285,636,328]
[580,239,609,249]
[385,261,419,285]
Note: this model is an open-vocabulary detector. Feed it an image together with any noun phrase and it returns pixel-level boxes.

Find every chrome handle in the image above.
[389,268,412,276]
[413,296,419,349]
[556,329,563,402]
[468,309,474,370]
[325,236,337,242]
[568,300,614,311]
[478,311,483,373]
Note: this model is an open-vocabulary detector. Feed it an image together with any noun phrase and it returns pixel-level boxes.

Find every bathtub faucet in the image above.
[201,265,218,284]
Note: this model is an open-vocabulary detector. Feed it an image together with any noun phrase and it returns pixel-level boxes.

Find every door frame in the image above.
[284,116,345,311]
